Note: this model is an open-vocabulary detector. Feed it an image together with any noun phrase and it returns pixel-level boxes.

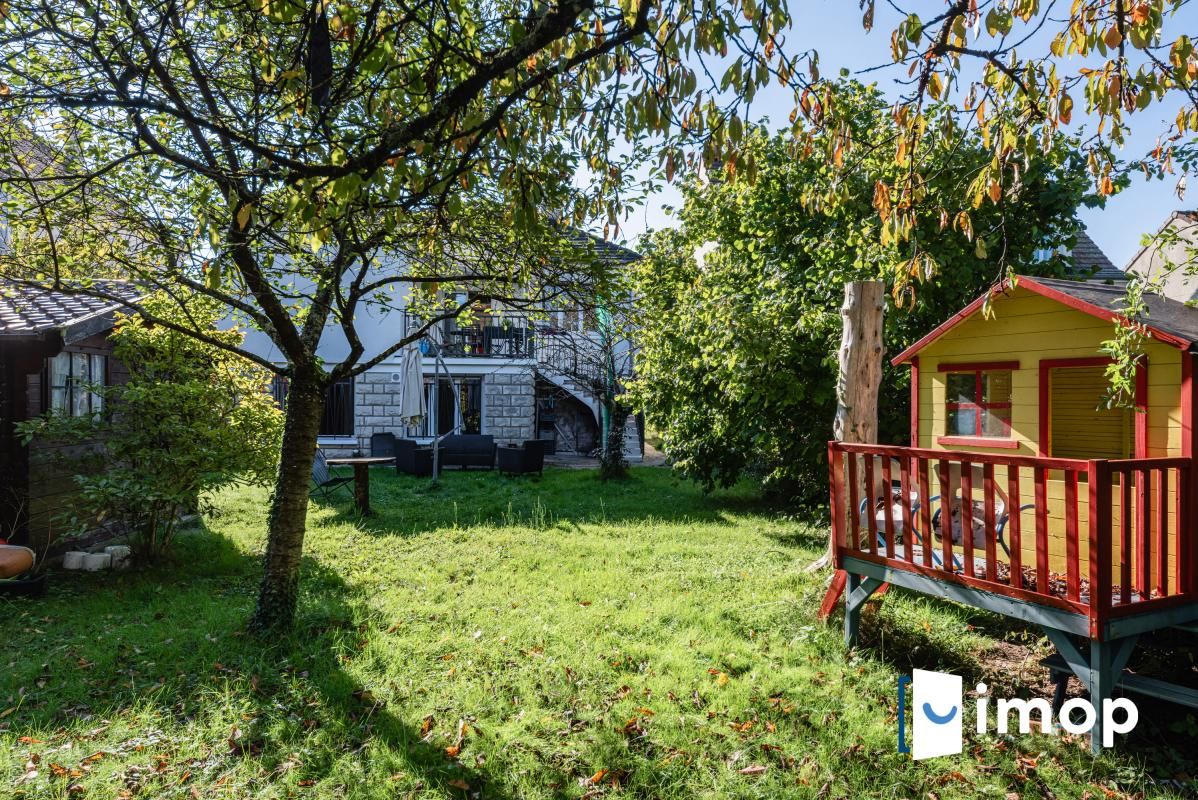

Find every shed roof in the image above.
[891,275,1198,365]
[0,281,141,341]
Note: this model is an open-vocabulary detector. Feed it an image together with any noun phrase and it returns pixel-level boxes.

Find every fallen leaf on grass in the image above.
[739,765,767,776]
[420,715,435,738]
[447,779,470,791]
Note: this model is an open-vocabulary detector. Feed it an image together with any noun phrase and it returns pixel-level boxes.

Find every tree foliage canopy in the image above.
[0,0,811,629]
[628,82,1097,502]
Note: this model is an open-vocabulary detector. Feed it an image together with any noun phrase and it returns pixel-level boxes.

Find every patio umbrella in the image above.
[398,345,426,425]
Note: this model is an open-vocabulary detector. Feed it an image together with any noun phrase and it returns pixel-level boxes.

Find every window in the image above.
[944,369,1012,438]
[48,351,106,417]
[269,376,355,438]
[320,379,355,437]
[413,377,483,437]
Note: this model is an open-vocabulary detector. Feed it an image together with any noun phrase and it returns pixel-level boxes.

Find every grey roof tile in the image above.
[1065,230,1124,281]
[0,281,141,336]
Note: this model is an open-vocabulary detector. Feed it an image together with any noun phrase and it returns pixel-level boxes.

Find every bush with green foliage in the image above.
[627,82,1100,505]
[19,296,283,562]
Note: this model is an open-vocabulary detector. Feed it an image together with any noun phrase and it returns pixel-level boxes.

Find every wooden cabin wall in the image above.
[913,286,1183,457]
[23,332,128,550]
[908,285,1187,590]
[0,346,24,541]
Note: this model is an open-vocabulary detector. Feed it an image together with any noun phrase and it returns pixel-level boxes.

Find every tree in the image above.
[843,2,1198,399]
[0,0,808,630]
[17,295,284,563]
[627,82,1095,502]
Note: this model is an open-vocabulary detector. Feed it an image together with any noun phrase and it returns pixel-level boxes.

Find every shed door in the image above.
[1048,365,1132,459]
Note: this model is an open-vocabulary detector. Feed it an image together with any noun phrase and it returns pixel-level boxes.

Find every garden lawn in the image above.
[2,466,1195,799]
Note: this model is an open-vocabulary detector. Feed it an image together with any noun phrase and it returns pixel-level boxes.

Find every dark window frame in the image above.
[270,376,355,438]
[45,351,108,418]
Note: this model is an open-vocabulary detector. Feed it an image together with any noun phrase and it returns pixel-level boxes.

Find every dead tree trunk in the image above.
[810,280,884,572]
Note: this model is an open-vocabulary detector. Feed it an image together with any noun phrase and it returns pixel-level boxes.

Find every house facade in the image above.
[240,236,644,461]
[1124,210,1198,303]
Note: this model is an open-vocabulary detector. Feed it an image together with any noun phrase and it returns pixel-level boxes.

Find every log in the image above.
[833,280,884,446]
[812,281,885,582]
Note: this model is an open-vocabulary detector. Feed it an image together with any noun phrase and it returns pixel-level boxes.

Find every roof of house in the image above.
[1068,230,1124,282]
[563,229,641,266]
[891,274,1198,365]
[0,281,141,341]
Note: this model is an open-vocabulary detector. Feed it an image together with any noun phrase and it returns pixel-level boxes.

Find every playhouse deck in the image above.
[828,441,1198,641]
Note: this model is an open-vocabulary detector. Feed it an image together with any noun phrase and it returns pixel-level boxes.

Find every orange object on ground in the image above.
[0,545,35,579]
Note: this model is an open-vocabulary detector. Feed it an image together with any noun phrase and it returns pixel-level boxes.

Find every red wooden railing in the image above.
[828,442,1196,631]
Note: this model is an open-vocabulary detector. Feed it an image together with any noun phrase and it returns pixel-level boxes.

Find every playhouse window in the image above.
[945,370,1012,438]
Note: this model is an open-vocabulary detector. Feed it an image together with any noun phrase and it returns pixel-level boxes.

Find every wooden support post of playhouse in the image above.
[1041,626,1139,754]
[844,574,884,647]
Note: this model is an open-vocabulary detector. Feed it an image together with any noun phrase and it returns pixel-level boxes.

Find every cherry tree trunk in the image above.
[249,369,326,633]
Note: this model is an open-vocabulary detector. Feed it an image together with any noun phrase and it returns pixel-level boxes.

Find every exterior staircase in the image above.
[534,328,642,462]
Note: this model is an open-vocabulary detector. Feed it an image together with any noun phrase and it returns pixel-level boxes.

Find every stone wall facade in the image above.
[482,371,536,445]
[314,369,537,454]
[352,370,410,454]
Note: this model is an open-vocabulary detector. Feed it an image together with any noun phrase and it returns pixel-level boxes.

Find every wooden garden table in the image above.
[325,456,395,516]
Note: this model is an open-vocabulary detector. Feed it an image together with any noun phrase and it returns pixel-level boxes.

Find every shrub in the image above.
[18,295,283,562]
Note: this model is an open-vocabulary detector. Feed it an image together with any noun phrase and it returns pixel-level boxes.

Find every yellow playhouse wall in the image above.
[913,285,1182,458]
[908,285,1184,589]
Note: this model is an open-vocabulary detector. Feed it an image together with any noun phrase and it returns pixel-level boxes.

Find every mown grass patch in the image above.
[2,466,1194,798]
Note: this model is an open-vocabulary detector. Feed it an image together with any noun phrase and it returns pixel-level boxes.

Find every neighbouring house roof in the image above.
[0,281,142,343]
[562,229,641,266]
[891,274,1198,365]
[1067,230,1124,282]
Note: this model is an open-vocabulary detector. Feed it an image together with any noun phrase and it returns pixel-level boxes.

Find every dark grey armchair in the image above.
[497,440,548,475]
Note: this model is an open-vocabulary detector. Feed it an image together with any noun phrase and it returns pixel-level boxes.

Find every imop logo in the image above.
[897,668,1139,757]
[898,669,963,760]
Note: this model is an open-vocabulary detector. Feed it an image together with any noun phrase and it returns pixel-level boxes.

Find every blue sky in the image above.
[619,0,1198,268]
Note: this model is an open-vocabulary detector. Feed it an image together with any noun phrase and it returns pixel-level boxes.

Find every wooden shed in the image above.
[826,273,1198,751]
[0,283,138,550]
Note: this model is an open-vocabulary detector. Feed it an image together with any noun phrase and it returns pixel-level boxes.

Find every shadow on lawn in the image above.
[841,586,1198,774]
[0,523,574,799]
[311,465,788,538]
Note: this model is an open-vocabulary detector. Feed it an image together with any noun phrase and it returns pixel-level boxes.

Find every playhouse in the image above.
[827,274,1198,751]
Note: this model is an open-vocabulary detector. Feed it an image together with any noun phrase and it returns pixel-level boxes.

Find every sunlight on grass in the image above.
[0,467,1191,798]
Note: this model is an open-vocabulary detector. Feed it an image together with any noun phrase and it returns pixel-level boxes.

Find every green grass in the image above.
[2,466,1195,798]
